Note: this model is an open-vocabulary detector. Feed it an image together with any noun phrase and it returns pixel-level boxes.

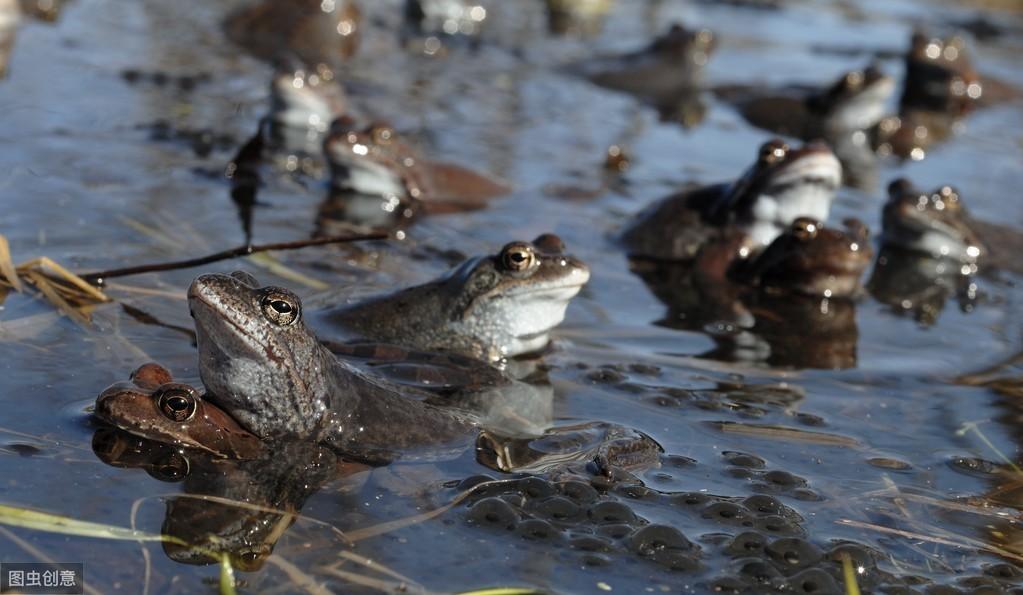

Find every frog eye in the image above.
[936,186,961,210]
[260,290,301,326]
[156,384,198,422]
[370,124,394,145]
[790,218,820,241]
[147,452,190,482]
[843,71,863,90]
[758,139,788,164]
[498,242,537,272]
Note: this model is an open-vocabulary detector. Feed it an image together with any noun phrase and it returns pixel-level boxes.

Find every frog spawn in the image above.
[455,466,1023,593]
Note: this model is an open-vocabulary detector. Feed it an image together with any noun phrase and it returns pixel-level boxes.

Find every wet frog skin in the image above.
[881,178,983,265]
[324,118,511,213]
[95,363,264,460]
[621,139,841,262]
[734,217,873,299]
[319,234,591,362]
[189,271,478,463]
[881,178,1023,279]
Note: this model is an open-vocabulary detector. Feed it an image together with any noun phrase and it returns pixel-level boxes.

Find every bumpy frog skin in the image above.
[622,139,841,261]
[736,217,873,298]
[189,272,477,463]
[881,178,984,264]
[323,118,510,211]
[323,234,591,361]
[578,23,715,101]
[95,363,264,459]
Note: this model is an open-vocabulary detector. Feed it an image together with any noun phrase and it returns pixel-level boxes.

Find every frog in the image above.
[621,139,841,263]
[575,22,715,105]
[188,271,478,463]
[573,22,715,125]
[94,363,264,460]
[223,0,361,71]
[186,271,661,471]
[323,118,511,214]
[636,218,871,369]
[315,234,591,362]
[876,31,1019,159]
[880,178,984,265]
[718,65,896,141]
[733,217,873,299]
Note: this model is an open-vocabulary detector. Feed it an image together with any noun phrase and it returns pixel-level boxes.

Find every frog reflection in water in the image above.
[574,23,715,126]
[868,178,1023,323]
[92,425,356,571]
[621,139,841,263]
[323,118,511,217]
[316,234,591,363]
[637,218,872,369]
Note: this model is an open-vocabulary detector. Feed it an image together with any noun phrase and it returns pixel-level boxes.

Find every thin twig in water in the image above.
[837,518,1023,563]
[80,233,389,285]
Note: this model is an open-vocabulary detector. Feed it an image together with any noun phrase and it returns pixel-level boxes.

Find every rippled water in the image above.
[2,0,1023,592]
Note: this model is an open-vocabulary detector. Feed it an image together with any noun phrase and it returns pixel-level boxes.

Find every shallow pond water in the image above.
[2,0,1023,593]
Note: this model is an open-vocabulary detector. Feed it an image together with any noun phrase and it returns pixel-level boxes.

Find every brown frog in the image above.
[637,218,871,369]
[574,23,715,125]
[621,139,841,262]
[734,217,873,299]
[876,32,1018,159]
[95,363,264,460]
[324,118,511,214]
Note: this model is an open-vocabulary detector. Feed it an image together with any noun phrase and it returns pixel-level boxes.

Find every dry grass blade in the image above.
[0,234,23,291]
[319,565,427,594]
[707,421,860,447]
[837,518,1023,564]
[23,271,91,326]
[266,555,334,595]
[337,550,417,585]
[454,589,546,595]
[345,479,521,543]
[18,257,108,302]
[248,252,329,290]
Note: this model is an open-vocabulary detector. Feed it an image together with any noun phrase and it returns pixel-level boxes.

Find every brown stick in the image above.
[80,233,389,285]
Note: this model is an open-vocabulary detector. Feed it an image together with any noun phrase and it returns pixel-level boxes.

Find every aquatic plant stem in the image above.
[79,233,389,286]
